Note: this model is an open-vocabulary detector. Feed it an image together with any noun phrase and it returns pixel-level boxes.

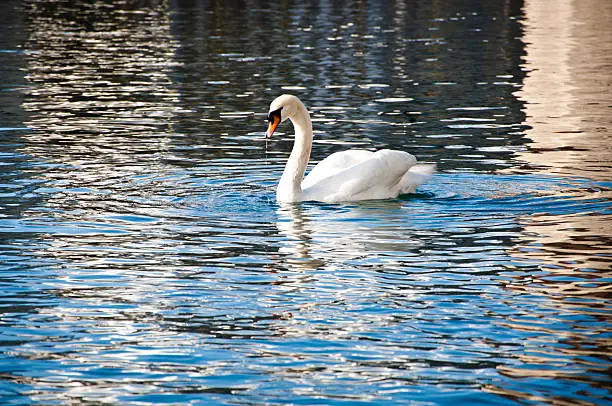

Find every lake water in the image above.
[1,0,611,404]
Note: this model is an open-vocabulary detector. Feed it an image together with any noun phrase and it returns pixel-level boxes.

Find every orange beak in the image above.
[266,115,281,138]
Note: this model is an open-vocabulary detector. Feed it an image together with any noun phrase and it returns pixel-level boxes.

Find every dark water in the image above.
[1,0,611,404]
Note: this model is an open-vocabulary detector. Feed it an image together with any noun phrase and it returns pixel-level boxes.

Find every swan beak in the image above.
[266,115,281,138]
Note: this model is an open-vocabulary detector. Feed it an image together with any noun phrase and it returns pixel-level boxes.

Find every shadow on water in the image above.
[0,0,610,405]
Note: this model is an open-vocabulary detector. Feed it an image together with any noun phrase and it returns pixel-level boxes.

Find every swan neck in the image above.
[277,106,312,202]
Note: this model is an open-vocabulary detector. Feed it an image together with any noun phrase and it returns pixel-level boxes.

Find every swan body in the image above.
[266,94,434,203]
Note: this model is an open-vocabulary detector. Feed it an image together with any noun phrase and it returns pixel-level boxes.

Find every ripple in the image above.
[374,97,415,103]
[0,0,610,405]
[281,86,307,91]
[447,106,509,111]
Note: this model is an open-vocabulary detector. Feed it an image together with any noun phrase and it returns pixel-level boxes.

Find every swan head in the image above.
[266,94,303,138]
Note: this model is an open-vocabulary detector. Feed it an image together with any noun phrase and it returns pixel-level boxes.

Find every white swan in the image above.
[266,94,435,203]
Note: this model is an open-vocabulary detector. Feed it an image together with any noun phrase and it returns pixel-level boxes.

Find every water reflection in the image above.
[276,201,426,271]
[8,3,191,402]
[489,0,612,402]
[511,0,612,306]
[18,0,190,229]
[514,0,612,181]
[0,0,610,404]
[23,0,182,133]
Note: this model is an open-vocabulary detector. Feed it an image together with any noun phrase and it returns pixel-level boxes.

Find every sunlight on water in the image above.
[0,0,610,405]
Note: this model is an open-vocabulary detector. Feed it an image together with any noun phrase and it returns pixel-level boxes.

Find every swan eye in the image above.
[267,107,282,122]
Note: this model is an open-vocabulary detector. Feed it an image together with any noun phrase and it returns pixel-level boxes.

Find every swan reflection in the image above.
[275,201,427,272]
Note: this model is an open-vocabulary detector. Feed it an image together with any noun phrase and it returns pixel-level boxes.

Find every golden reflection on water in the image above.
[510,0,612,285]
[514,0,612,181]
[492,0,612,402]
[510,0,612,290]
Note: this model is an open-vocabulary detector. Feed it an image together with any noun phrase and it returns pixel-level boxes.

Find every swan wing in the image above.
[302,149,374,190]
[302,149,420,202]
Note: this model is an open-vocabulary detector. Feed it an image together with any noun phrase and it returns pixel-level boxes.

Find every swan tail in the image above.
[399,164,436,194]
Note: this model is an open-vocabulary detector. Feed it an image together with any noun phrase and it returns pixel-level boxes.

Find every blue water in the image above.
[1,0,611,405]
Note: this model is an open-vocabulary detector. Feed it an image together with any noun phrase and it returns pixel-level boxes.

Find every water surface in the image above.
[0,0,610,404]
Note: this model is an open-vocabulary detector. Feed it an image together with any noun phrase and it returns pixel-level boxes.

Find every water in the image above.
[1,0,611,404]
